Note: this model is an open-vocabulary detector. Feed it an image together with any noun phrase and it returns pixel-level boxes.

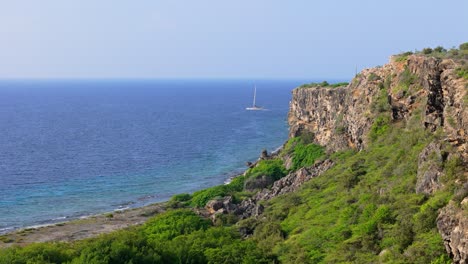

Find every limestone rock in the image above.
[437,201,468,264]
[244,175,275,191]
[288,55,467,158]
[236,159,334,219]
[416,141,445,194]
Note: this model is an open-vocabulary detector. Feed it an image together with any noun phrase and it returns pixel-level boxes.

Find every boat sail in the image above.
[246,85,264,110]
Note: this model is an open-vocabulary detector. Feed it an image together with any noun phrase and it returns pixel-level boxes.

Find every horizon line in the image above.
[0,77,351,82]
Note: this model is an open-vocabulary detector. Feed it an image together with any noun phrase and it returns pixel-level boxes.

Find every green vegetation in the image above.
[0,120,462,264]
[243,159,288,191]
[188,158,288,208]
[422,47,433,54]
[0,210,272,264]
[460,42,468,50]
[371,89,391,113]
[394,52,413,62]
[396,42,468,61]
[287,139,325,171]
[2,51,465,262]
[299,81,349,89]
[1,108,461,262]
[456,66,468,80]
[369,116,390,141]
[392,67,417,95]
[367,72,380,82]
[247,120,457,263]
[190,175,246,207]
[0,129,458,264]
[330,82,349,88]
[434,46,446,53]
[245,159,287,181]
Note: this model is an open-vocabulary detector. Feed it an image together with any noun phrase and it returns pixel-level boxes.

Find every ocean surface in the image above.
[0,79,309,232]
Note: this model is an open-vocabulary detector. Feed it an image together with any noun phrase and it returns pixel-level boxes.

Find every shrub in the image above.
[299,81,329,88]
[190,176,245,207]
[399,68,417,88]
[433,46,446,53]
[456,67,468,80]
[459,42,468,50]
[167,193,193,208]
[371,89,391,113]
[395,52,412,62]
[299,81,347,89]
[422,48,433,54]
[246,159,287,181]
[144,209,210,241]
[368,73,380,82]
[171,193,192,202]
[330,82,349,88]
[0,243,76,264]
[290,143,325,171]
[369,116,390,141]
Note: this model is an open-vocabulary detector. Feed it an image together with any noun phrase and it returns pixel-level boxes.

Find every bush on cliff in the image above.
[299,81,348,89]
[290,142,324,171]
[243,159,288,191]
[282,136,325,171]
[190,175,246,208]
[422,48,433,54]
[245,159,287,181]
[460,42,468,50]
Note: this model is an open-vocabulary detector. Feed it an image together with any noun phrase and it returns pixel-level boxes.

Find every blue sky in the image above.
[0,0,466,79]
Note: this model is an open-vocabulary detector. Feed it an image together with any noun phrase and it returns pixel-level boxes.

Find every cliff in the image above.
[288,54,467,263]
[1,48,467,264]
[289,55,467,156]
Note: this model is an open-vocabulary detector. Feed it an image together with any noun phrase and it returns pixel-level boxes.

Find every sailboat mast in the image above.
[253,85,256,106]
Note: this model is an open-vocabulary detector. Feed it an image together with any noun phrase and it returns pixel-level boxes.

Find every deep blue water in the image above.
[0,79,306,232]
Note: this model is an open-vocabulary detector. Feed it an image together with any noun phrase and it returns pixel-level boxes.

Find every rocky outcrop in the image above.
[288,55,468,157]
[244,175,275,191]
[416,141,445,195]
[437,200,468,264]
[236,159,334,219]
[289,87,350,151]
[203,159,334,222]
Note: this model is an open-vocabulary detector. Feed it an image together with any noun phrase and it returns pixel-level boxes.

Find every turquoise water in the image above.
[0,79,310,232]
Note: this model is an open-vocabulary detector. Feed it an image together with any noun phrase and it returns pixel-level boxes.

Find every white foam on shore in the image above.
[0,227,14,235]
[114,207,130,211]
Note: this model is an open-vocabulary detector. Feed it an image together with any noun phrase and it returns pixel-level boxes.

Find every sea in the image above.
[0,79,310,233]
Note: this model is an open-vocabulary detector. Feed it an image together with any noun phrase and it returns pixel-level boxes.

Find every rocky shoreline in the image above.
[0,202,166,248]
[0,151,270,248]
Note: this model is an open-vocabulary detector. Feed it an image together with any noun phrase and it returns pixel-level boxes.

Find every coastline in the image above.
[0,144,285,248]
[0,151,270,248]
[0,201,166,248]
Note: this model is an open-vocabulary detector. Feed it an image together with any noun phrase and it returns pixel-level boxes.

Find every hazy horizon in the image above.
[1,0,467,80]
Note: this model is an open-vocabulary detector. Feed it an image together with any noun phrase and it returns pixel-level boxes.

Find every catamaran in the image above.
[246,85,264,110]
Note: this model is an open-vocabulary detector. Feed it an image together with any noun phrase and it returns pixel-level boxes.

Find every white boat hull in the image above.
[246,107,264,110]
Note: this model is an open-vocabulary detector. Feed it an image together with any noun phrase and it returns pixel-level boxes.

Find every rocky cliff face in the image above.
[438,200,468,264]
[288,55,467,158]
[288,54,468,263]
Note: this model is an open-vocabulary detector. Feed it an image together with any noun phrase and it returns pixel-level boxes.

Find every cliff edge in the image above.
[288,54,467,263]
[289,55,467,156]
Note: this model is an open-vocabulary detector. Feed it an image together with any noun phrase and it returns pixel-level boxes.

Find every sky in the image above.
[0,0,467,80]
